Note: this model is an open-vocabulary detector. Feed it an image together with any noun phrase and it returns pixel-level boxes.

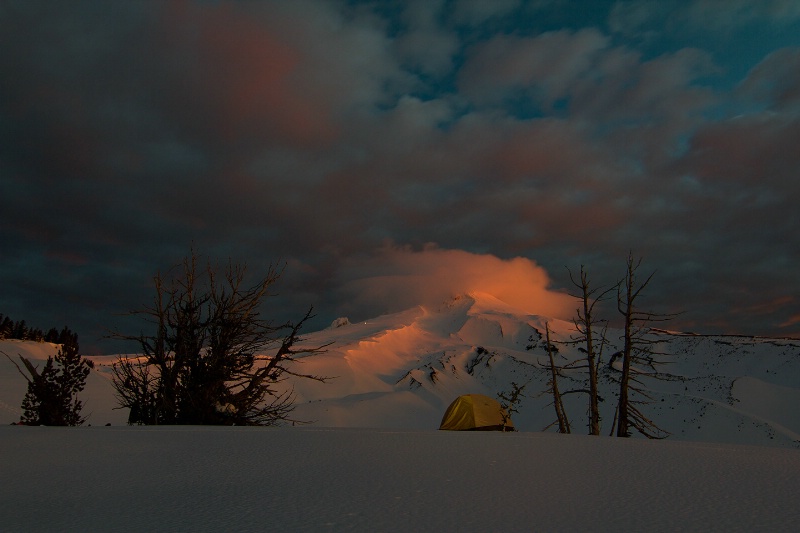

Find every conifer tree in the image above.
[6,336,90,425]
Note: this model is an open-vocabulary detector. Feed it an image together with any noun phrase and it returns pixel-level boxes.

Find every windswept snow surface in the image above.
[1,426,799,532]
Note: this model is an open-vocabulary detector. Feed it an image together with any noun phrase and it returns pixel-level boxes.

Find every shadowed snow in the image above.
[0,426,798,532]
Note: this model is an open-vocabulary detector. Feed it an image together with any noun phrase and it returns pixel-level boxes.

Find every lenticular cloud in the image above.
[335,245,574,320]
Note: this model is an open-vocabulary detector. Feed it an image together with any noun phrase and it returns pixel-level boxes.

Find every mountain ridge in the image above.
[285,292,800,446]
[2,292,798,447]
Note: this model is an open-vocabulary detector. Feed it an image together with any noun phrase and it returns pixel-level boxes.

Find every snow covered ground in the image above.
[2,425,799,532]
[3,291,800,447]
[0,339,128,426]
[282,293,800,448]
[2,292,800,531]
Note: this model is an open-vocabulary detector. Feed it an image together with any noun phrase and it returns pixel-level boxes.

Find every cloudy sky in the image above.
[2,0,799,352]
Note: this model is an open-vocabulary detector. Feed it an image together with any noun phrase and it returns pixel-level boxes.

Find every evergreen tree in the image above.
[0,315,11,338]
[45,328,60,343]
[14,336,90,426]
[58,327,76,346]
[13,320,27,340]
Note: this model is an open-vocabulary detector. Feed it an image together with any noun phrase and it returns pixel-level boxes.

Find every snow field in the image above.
[4,292,800,448]
[1,426,798,532]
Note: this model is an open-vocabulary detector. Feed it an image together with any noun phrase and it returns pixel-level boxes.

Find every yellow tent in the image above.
[439,394,514,431]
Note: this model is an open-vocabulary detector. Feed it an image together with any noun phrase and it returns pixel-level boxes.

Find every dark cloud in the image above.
[738,47,800,112]
[1,0,798,353]
[458,28,611,110]
[609,0,800,35]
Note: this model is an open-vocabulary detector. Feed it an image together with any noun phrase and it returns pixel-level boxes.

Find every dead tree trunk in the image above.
[569,266,612,436]
[546,323,570,434]
[615,253,670,439]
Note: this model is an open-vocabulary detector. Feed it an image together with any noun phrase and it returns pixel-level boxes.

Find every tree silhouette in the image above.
[111,252,330,425]
[613,254,672,439]
[4,335,90,425]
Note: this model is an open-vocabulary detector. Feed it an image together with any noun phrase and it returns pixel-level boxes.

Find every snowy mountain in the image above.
[280,292,800,448]
[2,292,799,448]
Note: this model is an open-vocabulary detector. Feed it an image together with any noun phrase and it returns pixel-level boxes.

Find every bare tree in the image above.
[111,355,159,425]
[544,323,571,434]
[614,254,671,439]
[568,266,613,436]
[111,252,330,426]
[498,381,526,431]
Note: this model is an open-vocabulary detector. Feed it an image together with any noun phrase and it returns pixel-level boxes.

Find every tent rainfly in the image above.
[439,394,514,431]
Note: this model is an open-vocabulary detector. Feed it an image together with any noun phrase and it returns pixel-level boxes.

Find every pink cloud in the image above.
[679,113,800,190]
[335,244,575,320]
[779,314,800,329]
[154,1,338,145]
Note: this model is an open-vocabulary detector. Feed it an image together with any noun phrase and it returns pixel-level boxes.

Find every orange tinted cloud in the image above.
[336,244,575,320]
[779,314,800,328]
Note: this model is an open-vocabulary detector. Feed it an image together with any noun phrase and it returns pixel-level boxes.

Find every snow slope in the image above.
[1,426,798,532]
[2,292,799,448]
[283,293,800,448]
[3,296,800,531]
[0,339,126,426]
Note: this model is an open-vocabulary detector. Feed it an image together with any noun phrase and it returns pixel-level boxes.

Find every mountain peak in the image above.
[432,291,531,317]
[464,291,532,316]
